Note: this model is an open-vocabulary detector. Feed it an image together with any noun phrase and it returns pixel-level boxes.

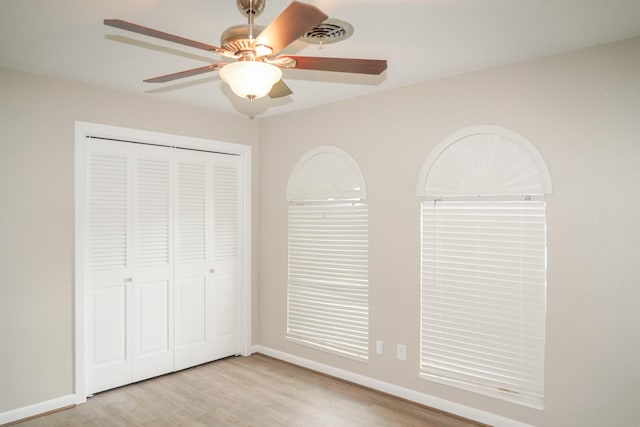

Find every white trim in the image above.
[74,121,253,400]
[239,148,252,357]
[74,130,87,405]
[251,345,535,427]
[74,121,248,154]
[286,145,367,201]
[417,125,553,197]
[0,394,76,425]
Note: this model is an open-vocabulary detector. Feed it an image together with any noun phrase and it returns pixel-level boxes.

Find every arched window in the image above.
[286,146,369,361]
[417,126,552,408]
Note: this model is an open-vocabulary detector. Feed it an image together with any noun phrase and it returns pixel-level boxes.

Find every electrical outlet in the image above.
[397,344,406,361]
[376,340,383,355]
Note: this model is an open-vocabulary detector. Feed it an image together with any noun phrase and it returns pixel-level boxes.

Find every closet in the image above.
[83,137,242,394]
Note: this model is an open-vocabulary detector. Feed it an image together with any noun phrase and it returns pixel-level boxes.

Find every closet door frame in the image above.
[74,121,252,404]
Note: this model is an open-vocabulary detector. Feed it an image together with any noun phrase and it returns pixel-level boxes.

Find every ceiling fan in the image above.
[104,0,387,101]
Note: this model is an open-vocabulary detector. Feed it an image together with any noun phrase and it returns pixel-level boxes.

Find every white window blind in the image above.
[421,198,546,408]
[287,201,369,361]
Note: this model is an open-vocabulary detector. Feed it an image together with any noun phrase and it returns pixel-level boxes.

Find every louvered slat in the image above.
[420,199,546,407]
[89,153,128,271]
[213,164,239,261]
[287,202,369,361]
[136,158,170,267]
[177,162,206,263]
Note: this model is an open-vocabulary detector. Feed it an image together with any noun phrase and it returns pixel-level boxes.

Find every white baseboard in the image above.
[0,394,76,425]
[251,345,533,427]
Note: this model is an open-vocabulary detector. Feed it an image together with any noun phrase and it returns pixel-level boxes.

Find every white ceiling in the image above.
[2,0,640,118]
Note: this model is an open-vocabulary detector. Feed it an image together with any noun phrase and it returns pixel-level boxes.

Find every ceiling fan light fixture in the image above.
[104,1,387,106]
[219,60,282,100]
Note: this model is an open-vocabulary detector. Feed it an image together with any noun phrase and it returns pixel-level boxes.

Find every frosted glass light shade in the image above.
[219,61,282,100]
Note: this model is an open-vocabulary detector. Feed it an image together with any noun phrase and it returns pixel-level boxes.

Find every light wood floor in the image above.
[13,353,489,426]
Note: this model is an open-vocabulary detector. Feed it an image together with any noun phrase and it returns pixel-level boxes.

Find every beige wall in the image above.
[257,37,640,427]
[0,68,259,412]
[2,36,639,426]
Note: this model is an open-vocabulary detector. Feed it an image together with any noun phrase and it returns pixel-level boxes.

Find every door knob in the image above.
[125,277,133,283]
[209,268,216,274]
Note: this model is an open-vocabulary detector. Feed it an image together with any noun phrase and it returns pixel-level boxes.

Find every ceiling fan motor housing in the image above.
[220,24,266,57]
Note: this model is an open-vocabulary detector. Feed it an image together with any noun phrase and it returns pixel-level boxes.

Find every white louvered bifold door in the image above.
[209,154,242,356]
[86,139,132,393]
[86,139,174,393]
[287,201,369,361]
[174,150,241,370]
[85,138,244,393]
[420,199,546,407]
[130,144,174,382]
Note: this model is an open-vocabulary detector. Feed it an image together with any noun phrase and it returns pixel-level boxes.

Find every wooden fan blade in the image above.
[269,79,293,98]
[144,64,224,83]
[104,19,222,53]
[281,56,387,75]
[255,2,328,56]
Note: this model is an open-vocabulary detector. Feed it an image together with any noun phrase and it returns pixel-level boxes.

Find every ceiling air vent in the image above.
[299,19,354,45]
